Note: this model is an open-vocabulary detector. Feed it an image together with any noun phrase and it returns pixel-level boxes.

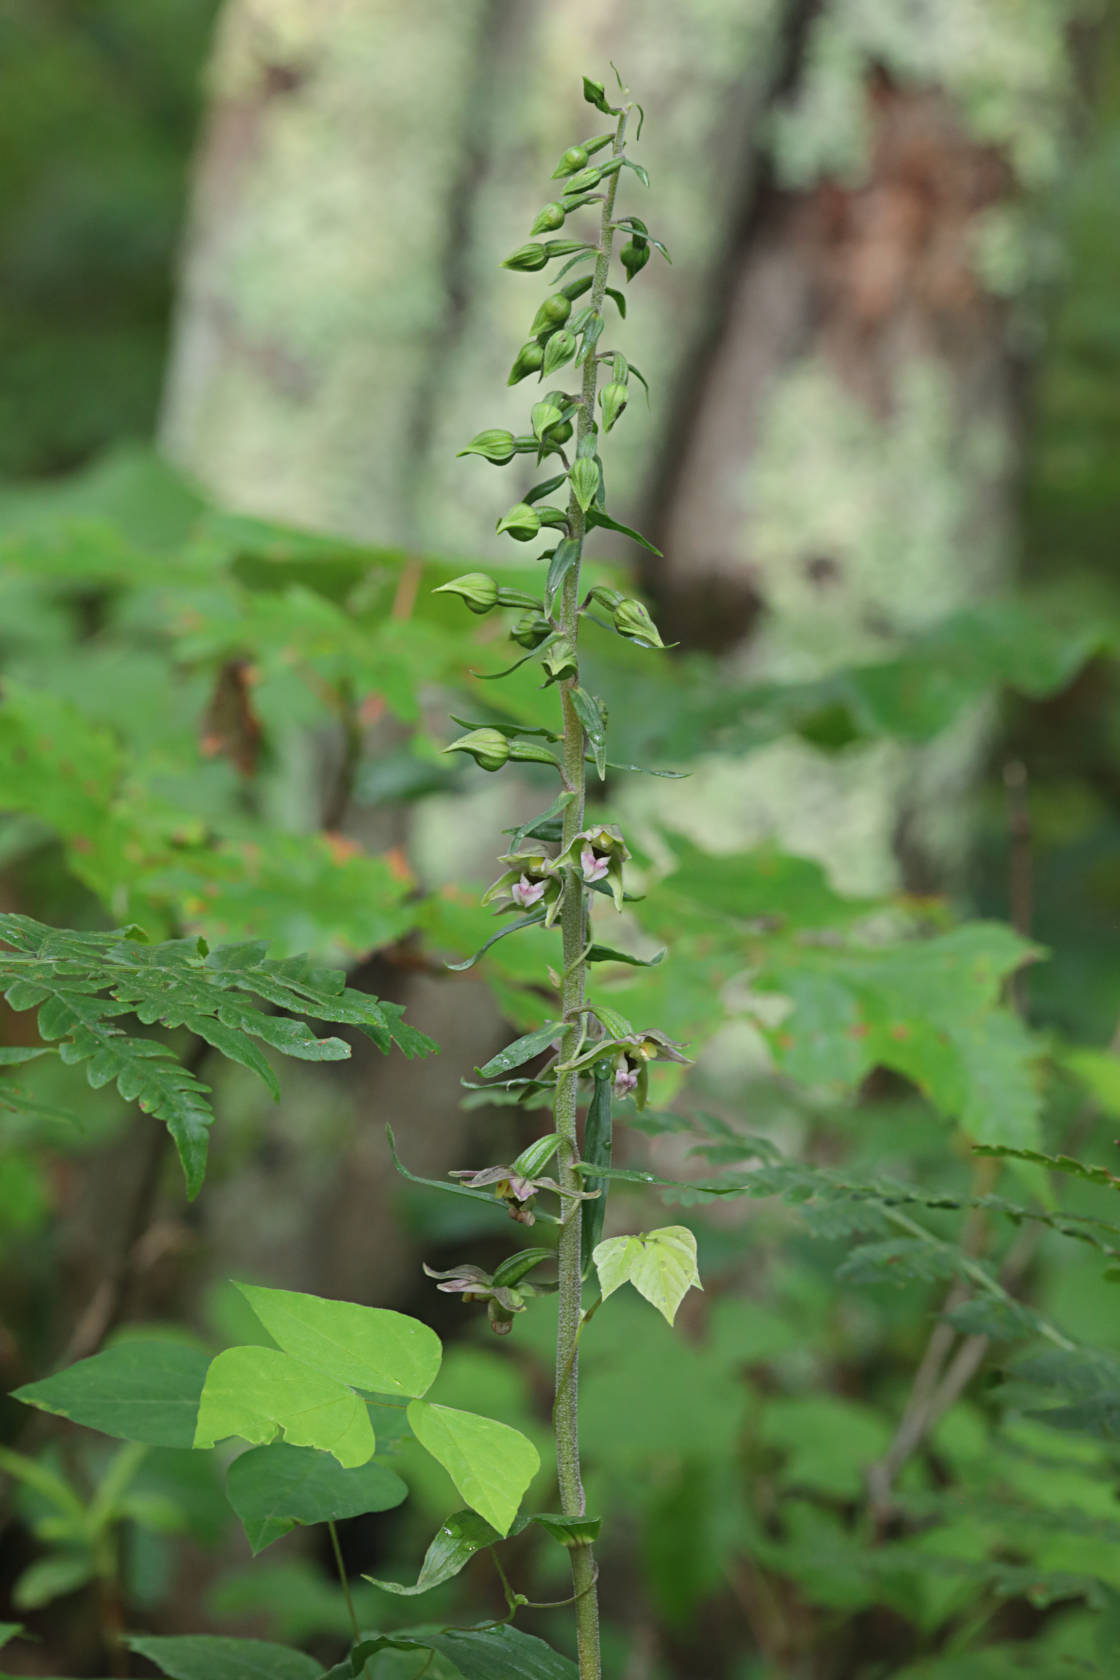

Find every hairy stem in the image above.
[552,99,629,1680]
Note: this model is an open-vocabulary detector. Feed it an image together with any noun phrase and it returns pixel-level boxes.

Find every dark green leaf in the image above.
[364,1509,497,1595]
[340,1624,577,1680]
[584,509,661,554]
[586,943,665,967]
[126,1634,322,1680]
[581,1059,614,1274]
[546,538,581,606]
[445,912,546,973]
[226,1443,407,1554]
[571,687,607,779]
[477,1021,562,1078]
[12,1340,210,1448]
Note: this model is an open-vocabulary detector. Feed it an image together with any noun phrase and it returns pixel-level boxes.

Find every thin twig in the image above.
[329,1518,362,1646]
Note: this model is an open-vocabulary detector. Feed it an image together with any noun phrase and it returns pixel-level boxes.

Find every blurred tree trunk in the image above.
[160,0,1094,1289]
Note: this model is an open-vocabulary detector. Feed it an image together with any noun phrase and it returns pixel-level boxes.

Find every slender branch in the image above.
[551,98,630,1680]
[328,1519,362,1647]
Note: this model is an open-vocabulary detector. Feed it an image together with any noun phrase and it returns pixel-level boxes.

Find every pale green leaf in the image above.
[194,1348,375,1468]
[236,1283,441,1398]
[592,1225,701,1325]
[406,1400,539,1536]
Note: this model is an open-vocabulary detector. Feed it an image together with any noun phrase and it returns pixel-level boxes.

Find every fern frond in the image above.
[0,913,435,1196]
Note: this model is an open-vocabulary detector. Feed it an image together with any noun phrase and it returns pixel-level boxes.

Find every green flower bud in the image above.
[531,401,564,441]
[496,502,541,541]
[599,380,629,432]
[432,572,499,614]
[457,428,516,464]
[510,613,552,649]
[546,419,573,445]
[542,330,577,376]
[530,202,566,236]
[620,239,650,282]
[502,242,550,272]
[508,341,545,386]
[444,728,510,772]
[541,636,578,684]
[613,596,665,648]
[570,457,599,513]
[551,145,589,179]
[530,294,574,336]
[564,165,602,194]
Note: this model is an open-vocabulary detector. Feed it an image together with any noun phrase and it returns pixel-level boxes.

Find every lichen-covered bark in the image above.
[160,0,1093,1300]
[164,0,1090,893]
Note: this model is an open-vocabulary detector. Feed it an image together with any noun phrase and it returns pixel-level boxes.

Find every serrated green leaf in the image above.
[972,1145,1120,1189]
[226,1442,407,1554]
[126,1634,322,1680]
[12,1340,210,1448]
[592,1225,701,1324]
[235,1283,441,1398]
[0,914,433,1196]
[194,1347,375,1468]
[406,1400,539,1535]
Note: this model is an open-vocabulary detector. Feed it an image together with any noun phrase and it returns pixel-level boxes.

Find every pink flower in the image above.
[580,845,609,882]
[614,1062,639,1097]
[511,874,546,908]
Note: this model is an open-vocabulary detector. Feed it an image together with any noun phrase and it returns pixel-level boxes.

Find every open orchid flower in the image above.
[423,1262,526,1334]
[557,823,630,911]
[482,846,567,927]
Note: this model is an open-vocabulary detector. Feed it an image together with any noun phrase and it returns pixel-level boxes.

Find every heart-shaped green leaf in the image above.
[593,1225,701,1325]
[12,1339,210,1448]
[235,1282,441,1397]
[194,1347,374,1468]
[407,1399,539,1535]
[226,1442,407,1553]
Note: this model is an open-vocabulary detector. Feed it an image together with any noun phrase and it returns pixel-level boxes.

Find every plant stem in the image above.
[329,1518,362,1646]
[552,100,630,1680]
